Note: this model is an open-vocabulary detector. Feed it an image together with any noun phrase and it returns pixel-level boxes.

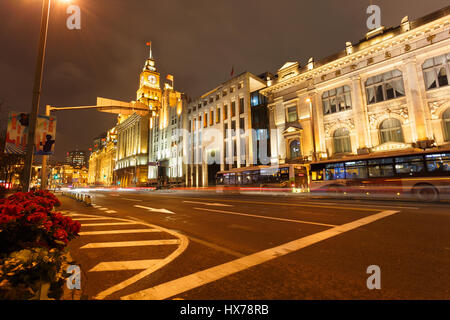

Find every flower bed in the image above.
[0,190,81,300]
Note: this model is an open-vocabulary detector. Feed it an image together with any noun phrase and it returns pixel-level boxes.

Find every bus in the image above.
[216,164,310,192]
[309,150,450,201]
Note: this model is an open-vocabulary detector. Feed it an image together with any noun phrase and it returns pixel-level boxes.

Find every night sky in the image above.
[0,0,448,162]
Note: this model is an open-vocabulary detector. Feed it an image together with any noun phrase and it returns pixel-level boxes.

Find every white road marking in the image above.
[80,222,138,227]
[89,259,162,272]
[72,217,114,221]
[81,239,180,249]
[183,201,233,207]
[194,207,337,227]
[98,208,108,211]
[134,205,175,214]
[79,229,161,236]
[106,210,117,213]
[94,221,189,299]
[121,210,399,300]
[122,198,143,202]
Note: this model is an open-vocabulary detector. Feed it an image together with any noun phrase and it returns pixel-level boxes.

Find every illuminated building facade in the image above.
[66,149,87,168]
[147,84,186,186]
[88,128,117,186]
[260,7,450,164]
[185,72,267,187]
[114,43,160,187]
[49,164,88,189]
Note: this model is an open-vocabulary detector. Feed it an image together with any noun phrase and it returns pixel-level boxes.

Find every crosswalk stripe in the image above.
[98,208,108,211]
[72,217,114,221]
[80,222,138,227]
[81,239,180,249]
[89,259,162,272]
[79,229,161,236]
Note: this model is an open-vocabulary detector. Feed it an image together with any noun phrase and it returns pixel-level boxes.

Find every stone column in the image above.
[268,103,279,165]
[350,75,371,149]
[402,56,429,142]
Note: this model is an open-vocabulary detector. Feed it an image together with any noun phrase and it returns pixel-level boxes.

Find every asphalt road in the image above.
[59,190,450,300]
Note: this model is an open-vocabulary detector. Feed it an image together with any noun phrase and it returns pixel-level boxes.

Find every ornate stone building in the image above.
[88,128,117,186]
[260,7,450,164]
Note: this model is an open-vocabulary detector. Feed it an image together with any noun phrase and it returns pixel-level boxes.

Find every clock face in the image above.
[148,75,157,84]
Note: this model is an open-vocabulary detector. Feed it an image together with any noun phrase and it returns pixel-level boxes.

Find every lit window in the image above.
[286,107,298,122]
[443,108,450,142]
[322,86,352,115]
[333,128,352,154]
[423,53,450,90]
[365,70,405,104]
[379,118,404,144]
[289,140,301,159]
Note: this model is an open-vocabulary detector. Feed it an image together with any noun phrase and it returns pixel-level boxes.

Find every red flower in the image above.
[53,228,68,242]
[26,211,47,224]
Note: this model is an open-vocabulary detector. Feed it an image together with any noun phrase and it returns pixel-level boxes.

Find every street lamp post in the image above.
[22,0,51,192]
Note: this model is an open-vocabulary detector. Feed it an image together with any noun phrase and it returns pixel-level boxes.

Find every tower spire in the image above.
[144,41,156,71]
[146,41,153,59]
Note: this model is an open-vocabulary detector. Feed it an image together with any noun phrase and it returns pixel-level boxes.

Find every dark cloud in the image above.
[0,0,448,161]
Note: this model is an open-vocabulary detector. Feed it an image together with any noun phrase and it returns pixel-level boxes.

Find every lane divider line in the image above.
[121,210,399,300]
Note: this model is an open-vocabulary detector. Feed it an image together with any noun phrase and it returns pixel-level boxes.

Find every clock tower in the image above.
[137,42,162,115]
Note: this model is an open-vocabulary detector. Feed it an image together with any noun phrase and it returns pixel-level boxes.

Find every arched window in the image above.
[289,140,301,159]
[333,128,352,154]
[379,118,404,144]
[444,108,450,142]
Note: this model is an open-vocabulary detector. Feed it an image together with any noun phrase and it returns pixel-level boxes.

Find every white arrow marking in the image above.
[133,205,175,214]
[183,201,233,207]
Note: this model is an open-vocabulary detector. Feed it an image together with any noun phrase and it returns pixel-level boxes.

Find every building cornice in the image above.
[261,13,450,96]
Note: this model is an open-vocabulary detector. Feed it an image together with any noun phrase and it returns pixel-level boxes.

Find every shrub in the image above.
[0,191,80,300]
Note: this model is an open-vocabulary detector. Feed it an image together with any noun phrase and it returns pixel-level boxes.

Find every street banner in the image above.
[4,111,57,155]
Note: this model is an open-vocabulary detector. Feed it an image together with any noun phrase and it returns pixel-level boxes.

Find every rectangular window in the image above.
[239,117,245,131]
[287,107,298,122]
[238,82,243,89]
[231,101,236,117]
[422,53,450,91]
[239,98,245,114]
[216,108,221,123]
[365,70,405,104]
[224,105,228,120]
[224,123,229,139]
[204,113,208,128]
[230,87,234,93]
[210,110,214,126]
[231,120,236,136]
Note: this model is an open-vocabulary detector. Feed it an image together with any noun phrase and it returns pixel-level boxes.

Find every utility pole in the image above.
[40,105,52,190]
[23,0,51,192]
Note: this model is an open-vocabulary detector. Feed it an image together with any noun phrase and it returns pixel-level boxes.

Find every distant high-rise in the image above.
[66,149,87,168]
